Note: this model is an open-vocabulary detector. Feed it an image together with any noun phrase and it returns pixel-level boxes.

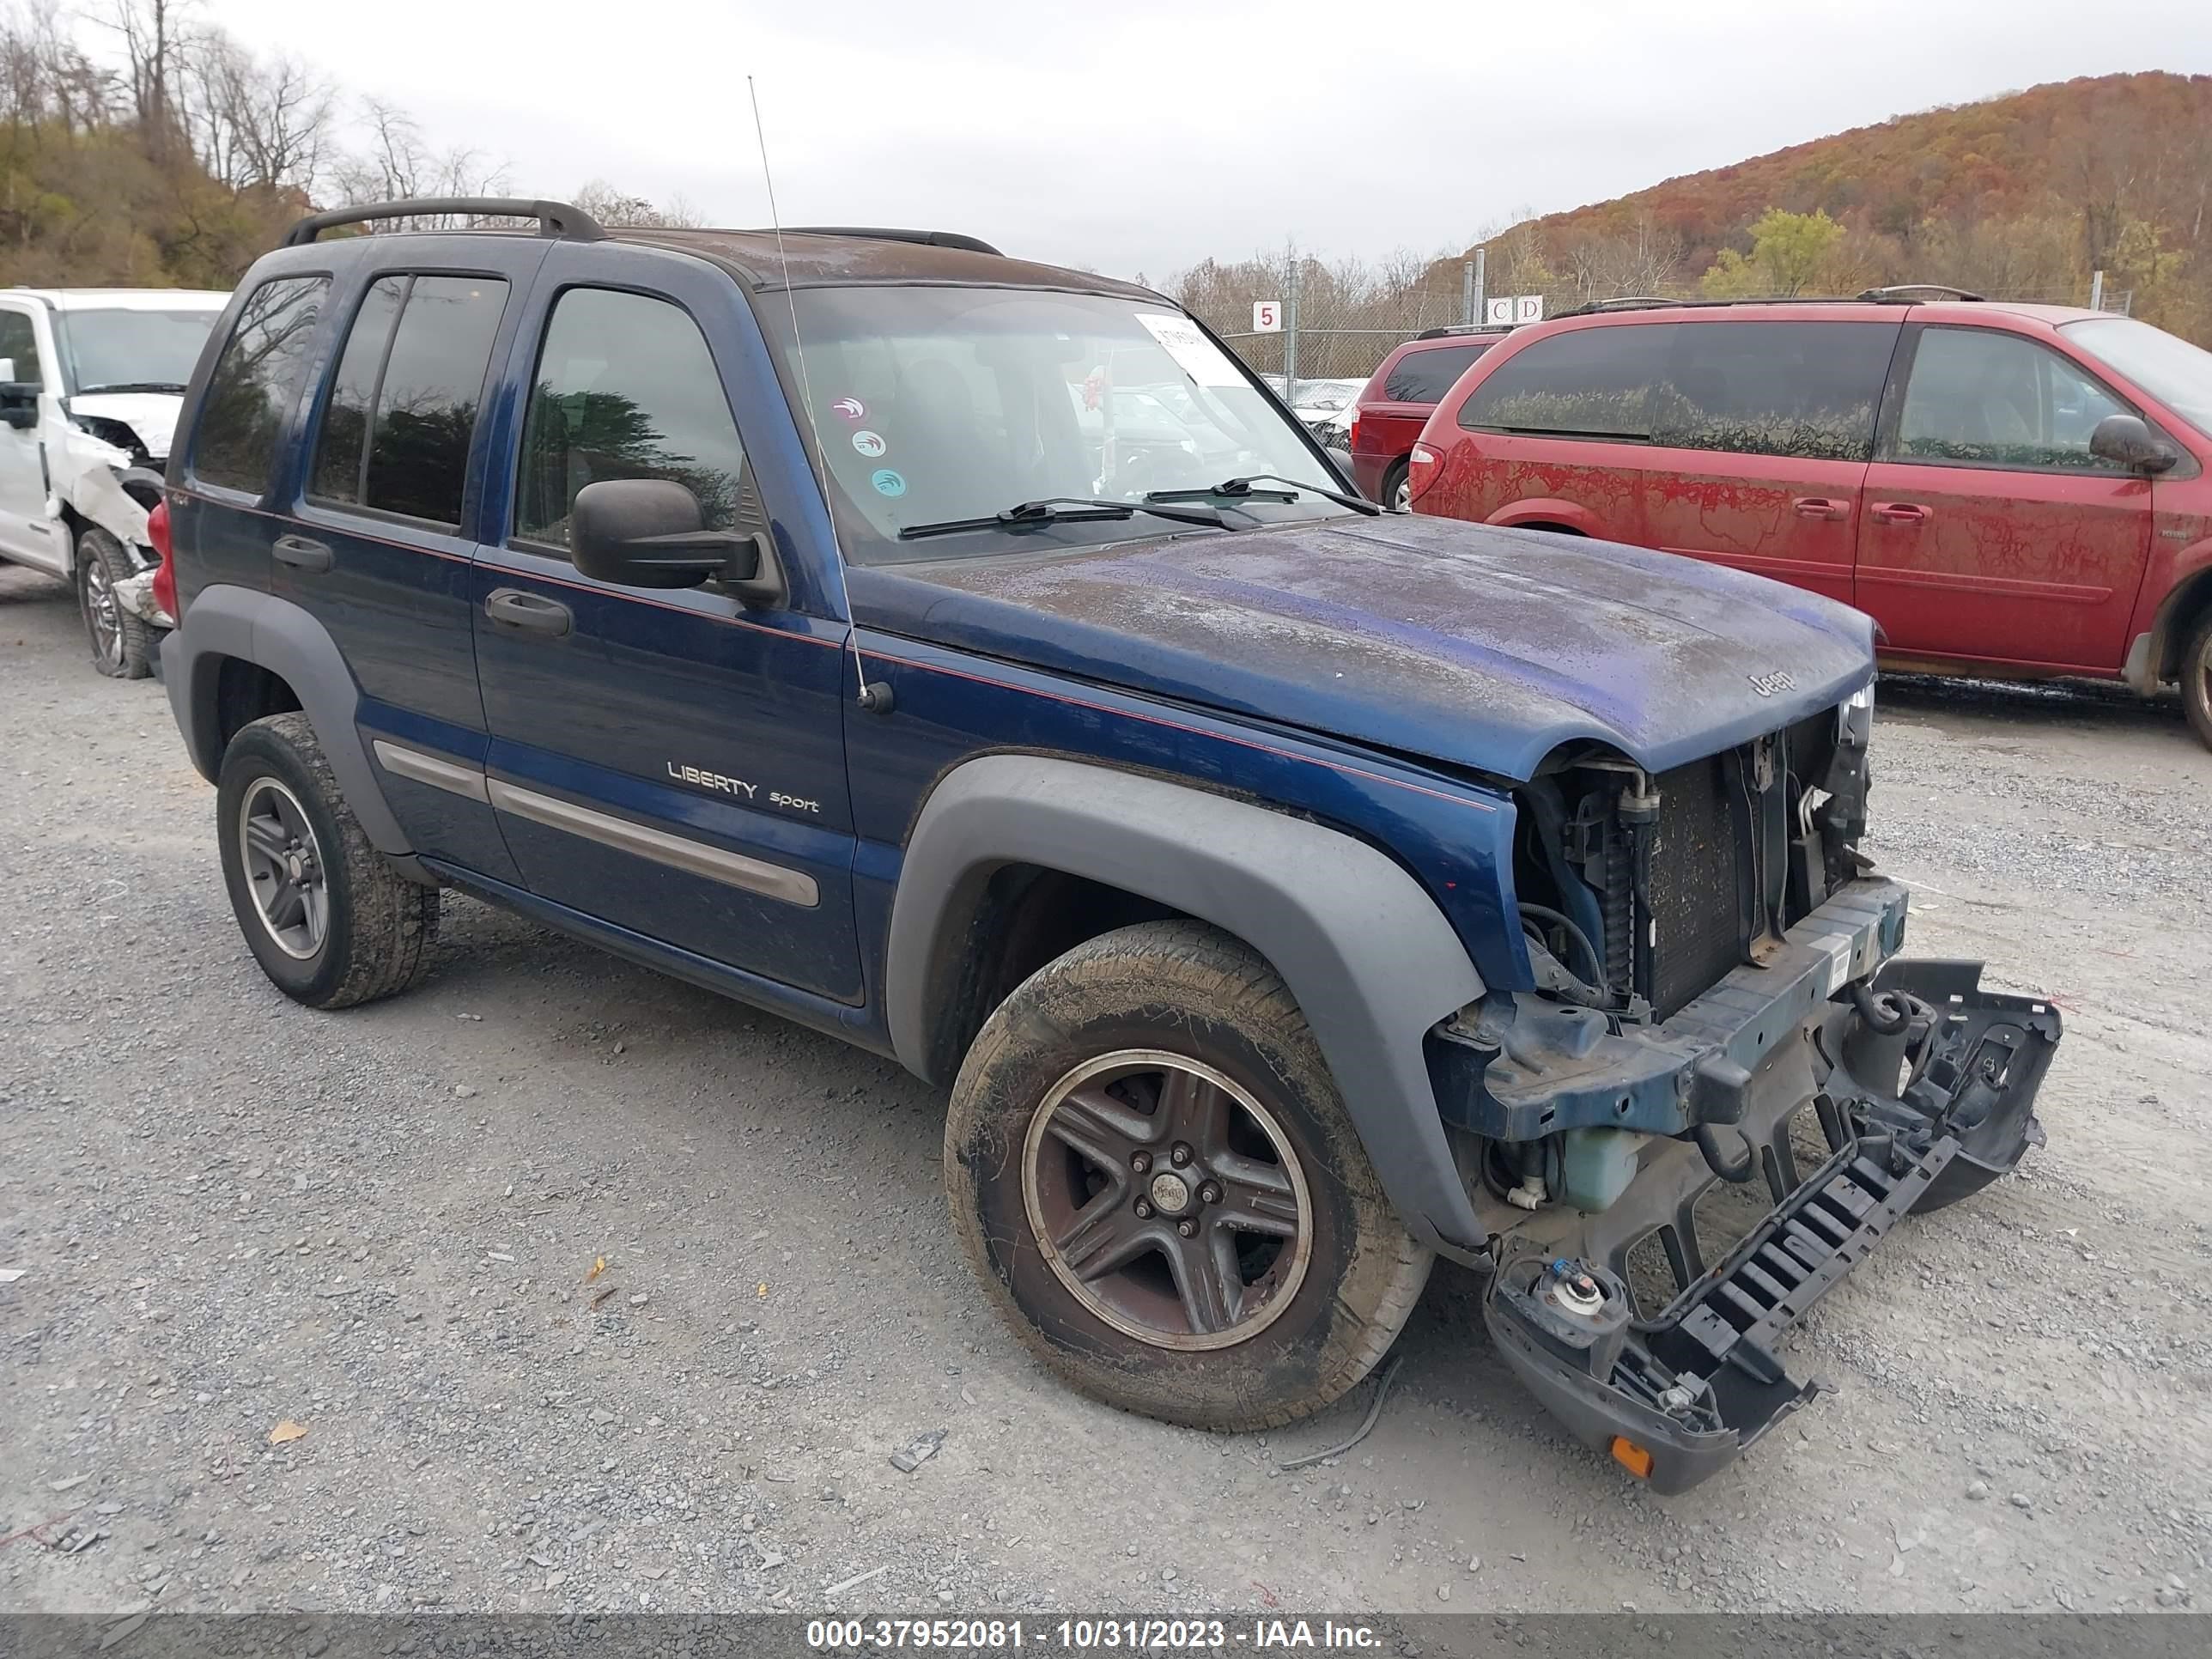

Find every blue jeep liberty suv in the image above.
[155,198,2062,1492]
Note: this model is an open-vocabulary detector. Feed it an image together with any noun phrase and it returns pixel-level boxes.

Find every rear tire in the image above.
[216,712,439,1008]
[1382,459,1411,514]
[945,920,1431,1431]
[76,527,151,679]
[2183,611,2212,752]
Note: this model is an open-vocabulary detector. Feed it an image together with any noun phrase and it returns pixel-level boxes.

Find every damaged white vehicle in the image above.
[0,288,229,677]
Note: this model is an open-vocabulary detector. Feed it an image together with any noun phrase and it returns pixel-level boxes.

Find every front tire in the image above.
[945,920,1431,1431]
[216,713,439,1008]
[76,527,151,679]
[2183,611,2212,752]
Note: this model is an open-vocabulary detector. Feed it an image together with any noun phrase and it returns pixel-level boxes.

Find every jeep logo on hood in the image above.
[1747,670,1798,697]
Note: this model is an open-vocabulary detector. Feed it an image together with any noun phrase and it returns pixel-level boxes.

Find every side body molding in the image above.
[884,755,1489,1254]
[163,583,413,858]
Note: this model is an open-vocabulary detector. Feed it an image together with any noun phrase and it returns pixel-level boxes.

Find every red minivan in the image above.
[1411,297,2212,746]
[1347,327,1510,511]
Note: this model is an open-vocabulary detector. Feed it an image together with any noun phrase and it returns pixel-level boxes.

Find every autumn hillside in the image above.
[1464,72,2212,338]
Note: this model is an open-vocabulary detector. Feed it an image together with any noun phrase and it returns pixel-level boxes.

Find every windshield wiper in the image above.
[1146,474,1381,516]
[896,496,1226,542]
[74,381,187,396]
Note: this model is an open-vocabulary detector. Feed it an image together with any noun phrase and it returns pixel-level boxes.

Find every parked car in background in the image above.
[0,287,230,676]
[1348,325,1510,509]
[154,199,2059,1494]
[1411,293,2212,747]
[1289,376,1364,441]
[1259,374,1368,444]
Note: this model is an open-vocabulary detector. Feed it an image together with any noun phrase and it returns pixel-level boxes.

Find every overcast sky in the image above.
[200,0,2212,283]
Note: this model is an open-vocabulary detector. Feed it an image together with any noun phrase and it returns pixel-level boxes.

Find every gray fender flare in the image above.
[884,754,1488,1253]
[163,584,413,858]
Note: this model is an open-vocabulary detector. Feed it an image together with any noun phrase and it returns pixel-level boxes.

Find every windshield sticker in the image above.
[852,429,887,458]
[871,468,907,498]
[1135,313,1244,388]
[831,397,866,421]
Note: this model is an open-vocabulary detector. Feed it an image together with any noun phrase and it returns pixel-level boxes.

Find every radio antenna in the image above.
[747,75,888,713]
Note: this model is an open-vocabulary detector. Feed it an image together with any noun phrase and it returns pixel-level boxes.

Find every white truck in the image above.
[0,288,230,676]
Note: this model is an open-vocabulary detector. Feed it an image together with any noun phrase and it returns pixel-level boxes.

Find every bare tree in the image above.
[328,96,509,224]
[570,177,701,229]
[97,0,188,161]
[179,28,331,194]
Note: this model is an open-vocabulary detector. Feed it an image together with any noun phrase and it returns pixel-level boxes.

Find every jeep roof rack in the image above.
[280,198,607,247]
[1414,323,1516,340]
[781,226,1003,256]
[1857,283,1985,303]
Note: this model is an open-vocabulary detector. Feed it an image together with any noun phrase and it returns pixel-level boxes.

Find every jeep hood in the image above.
[67,391,181,462]
[848,515,1875,782]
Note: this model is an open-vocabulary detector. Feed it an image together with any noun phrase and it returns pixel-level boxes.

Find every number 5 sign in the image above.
[1252,300,1284,333]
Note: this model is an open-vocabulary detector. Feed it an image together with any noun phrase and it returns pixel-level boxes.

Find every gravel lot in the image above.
[4,561,2209,1618]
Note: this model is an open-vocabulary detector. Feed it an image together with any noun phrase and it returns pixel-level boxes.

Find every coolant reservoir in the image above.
[1559,1127,1649,1212]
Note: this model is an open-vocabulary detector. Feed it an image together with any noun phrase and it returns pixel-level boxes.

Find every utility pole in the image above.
[2088,269,2106,312]
[1462,259,1474,327]
[1473,248,1487,328]
[1285,242,1300,404]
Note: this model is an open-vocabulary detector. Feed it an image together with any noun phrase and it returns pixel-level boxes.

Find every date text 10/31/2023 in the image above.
[805,1620,1385,1651]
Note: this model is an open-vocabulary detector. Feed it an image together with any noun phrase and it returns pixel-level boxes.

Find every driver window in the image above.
[1889,326,2128,472]
[514,287,753,555]
[0,309,43,388]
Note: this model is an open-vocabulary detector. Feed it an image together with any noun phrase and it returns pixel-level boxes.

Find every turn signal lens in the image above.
[1610,1437,1655,1480]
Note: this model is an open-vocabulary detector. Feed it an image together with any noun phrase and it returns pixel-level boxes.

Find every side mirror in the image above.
[0,375,36,430]
[2089,412,2179,475]
[570,477,784,605]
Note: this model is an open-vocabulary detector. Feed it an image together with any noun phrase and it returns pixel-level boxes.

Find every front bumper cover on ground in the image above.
[1480,958,2061,1493]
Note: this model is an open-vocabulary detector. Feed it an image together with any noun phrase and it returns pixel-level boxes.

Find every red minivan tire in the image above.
[2182,611,2212,752]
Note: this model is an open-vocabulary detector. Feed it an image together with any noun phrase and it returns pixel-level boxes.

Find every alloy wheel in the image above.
[1022,1048,1312,1351]
[81,557,122,670]
[237,777,330,960]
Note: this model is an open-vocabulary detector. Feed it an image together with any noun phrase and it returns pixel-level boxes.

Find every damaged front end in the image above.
[54,417,173,626]
[1428,689,2063,1493]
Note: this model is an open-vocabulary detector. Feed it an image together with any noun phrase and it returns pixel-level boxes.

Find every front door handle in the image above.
[1791,496,1850,521]
[1870,501,1931,526]
[273,533,332,572]
[485,587,573,638]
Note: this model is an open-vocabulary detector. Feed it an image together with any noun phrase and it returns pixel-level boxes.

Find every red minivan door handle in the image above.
[1791,496,1850,520]
[1871,501,1931,526]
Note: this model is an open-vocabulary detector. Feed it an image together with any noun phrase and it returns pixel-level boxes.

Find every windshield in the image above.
[765,287,1352,563]
[64,307,222,392]
[2062,316,2212,437]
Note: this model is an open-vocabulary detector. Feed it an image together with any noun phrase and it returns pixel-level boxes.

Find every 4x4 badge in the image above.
[1747,670,1798,697]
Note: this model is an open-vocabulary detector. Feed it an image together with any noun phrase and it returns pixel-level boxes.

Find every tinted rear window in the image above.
[1459,325,1671,441]
[1650,320,1897,460]
[310,274,507,526]
[1383,343,1487,404]
[192,276,329,494]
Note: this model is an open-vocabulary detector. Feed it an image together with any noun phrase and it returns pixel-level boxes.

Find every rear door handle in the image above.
[1791,496,1850,521]
[272,533,332,572]
[1870,501,1930,526]
[484,587,573,638]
